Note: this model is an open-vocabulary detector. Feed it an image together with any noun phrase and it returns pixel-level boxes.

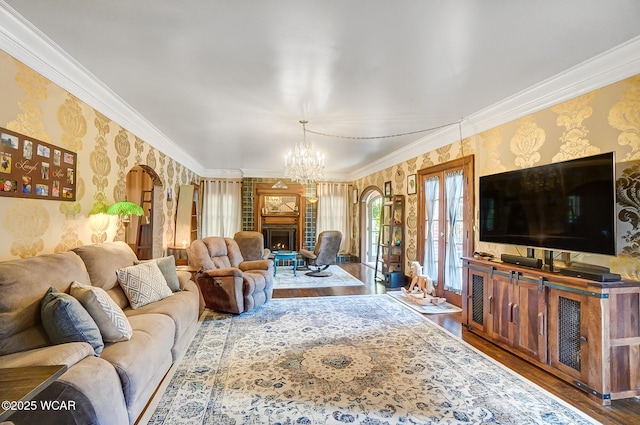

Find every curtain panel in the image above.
[316,182,351,254]
[201,179,242,238]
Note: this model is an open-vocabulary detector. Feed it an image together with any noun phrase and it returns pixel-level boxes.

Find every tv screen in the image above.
[479,152,616,256]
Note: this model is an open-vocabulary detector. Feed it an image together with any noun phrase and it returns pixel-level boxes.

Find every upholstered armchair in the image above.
[299,230,343,277]
[187,237,274,314]
[234,231,271,260]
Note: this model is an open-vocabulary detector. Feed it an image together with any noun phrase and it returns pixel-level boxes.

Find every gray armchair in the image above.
[299,230,342,277]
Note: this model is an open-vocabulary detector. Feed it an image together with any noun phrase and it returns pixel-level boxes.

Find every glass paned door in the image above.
[365,193,382,267]
[418,156,474,306]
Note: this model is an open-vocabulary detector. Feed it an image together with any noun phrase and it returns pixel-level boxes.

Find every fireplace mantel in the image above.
[254,183,305,251]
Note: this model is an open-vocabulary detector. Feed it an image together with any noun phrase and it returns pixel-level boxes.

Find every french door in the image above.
[361,190,382,268]
[418,156,474,306]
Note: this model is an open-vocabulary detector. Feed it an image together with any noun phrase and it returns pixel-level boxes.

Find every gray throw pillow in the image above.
[40,287,104,356]
[134,255,181,292]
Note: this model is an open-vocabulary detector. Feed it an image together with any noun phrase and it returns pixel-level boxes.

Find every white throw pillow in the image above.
[116,261,173,309]
[70,281,133,342]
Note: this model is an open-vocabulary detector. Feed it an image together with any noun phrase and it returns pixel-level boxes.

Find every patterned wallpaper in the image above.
[353,74,640,278]
[0,52,199,261]
[1,46,639,278]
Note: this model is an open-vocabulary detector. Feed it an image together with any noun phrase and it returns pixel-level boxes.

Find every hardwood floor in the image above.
[273,263,640,425]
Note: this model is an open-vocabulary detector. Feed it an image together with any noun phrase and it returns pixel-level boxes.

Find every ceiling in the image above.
[2,1,640,180]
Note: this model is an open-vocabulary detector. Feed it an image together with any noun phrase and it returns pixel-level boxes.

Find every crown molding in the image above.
[349,35,640,181]
[0,2,205,176]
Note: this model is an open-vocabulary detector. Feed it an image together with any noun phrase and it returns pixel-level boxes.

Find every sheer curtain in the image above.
[423,176,439,285]
[201,179,242,237]
[444,170,464,294]
[316,182,351,253]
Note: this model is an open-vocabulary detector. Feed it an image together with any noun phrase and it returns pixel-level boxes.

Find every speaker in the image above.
[384,271,405,288]
[559,267,621,282]
[500,254,543,269]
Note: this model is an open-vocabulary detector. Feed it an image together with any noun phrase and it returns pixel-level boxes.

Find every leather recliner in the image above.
[187,237,274,314]
[299,230,343,277]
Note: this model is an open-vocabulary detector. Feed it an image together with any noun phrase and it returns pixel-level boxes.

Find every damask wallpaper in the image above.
[352,74,640,278]
[2,46,639,278]
[0,52,199,260]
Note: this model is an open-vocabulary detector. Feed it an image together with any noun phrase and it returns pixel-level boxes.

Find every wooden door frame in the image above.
[417,155,474,306]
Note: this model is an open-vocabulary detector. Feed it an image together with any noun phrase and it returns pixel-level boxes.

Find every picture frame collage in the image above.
[0,127,77,201]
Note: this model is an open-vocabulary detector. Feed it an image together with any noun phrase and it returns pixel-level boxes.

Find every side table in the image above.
[166,245,189,265]
[0,365,67,421]
[176,264,199,281]
[273,251,298,276]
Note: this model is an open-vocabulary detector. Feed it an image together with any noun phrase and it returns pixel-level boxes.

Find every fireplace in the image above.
[263,226,297,251]
[255,182,305,252]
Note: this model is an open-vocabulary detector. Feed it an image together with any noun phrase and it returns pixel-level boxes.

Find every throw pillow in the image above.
[40,287,104,356]
[134,255,181,292]
[116,261,173,309]
[70,281,133,342]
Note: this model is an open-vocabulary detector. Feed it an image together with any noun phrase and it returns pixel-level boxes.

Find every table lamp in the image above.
[106,201,144,242]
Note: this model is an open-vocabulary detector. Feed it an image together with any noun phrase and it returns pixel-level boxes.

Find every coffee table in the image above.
[273,250,298,276]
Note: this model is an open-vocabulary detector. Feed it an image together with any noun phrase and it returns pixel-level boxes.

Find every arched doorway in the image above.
[126,165,164,259]
[359,185,383,268]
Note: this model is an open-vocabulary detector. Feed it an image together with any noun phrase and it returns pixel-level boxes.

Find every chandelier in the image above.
[284,120,325,184]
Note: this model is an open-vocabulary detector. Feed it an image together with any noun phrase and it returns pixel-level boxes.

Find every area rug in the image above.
[148,295,599,425]
[387,291,463,314]
[272,265,364,289]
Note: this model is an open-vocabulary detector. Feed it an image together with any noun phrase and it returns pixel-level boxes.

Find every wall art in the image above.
[0,127,77,201]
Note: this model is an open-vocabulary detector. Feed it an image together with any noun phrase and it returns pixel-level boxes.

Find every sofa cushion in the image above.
[40,287,104,355]
[134,255,181,292]
[125,289,200,357]
[117,261,173,309]
[0,342,94,369]
[100,313,175,411]
[0,251,91,356]
[72,241,137,291]
[70,281,133,342]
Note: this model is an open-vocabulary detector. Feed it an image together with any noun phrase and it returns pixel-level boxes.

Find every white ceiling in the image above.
[2,1,640,180]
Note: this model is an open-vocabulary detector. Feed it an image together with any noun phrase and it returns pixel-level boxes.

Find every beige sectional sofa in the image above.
[0,242,204,425]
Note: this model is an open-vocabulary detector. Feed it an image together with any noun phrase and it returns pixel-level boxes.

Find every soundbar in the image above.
[559,267,621,282]
[500,254,542,269]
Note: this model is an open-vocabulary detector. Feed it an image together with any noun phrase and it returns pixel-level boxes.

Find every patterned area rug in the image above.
[272,265,364,288]
[148,295,599,425]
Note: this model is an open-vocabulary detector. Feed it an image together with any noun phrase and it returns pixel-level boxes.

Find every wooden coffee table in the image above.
[0,365,67,421]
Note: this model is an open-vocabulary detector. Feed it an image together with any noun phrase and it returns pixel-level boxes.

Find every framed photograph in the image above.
[407,174,417,195]
[384,181,392,197]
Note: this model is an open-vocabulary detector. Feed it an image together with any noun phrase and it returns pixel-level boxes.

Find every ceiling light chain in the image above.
[303,119,462,140]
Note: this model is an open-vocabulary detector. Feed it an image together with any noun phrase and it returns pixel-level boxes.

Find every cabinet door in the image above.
[548,288,589,382]
[463,266,489,333]
[513,279,547,363]
[488,272,515,346]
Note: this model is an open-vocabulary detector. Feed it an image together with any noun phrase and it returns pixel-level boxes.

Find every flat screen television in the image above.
[479,152,616,256]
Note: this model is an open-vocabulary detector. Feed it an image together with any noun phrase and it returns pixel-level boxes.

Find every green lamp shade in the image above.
[106,201,144,216]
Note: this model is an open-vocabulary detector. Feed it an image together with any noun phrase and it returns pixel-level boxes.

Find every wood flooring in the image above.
[273,263,640,425]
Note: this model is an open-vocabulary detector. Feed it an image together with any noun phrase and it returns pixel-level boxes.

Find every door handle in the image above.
[488,296,494,315]
[538,312,545,336]
[508,302,514,322]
